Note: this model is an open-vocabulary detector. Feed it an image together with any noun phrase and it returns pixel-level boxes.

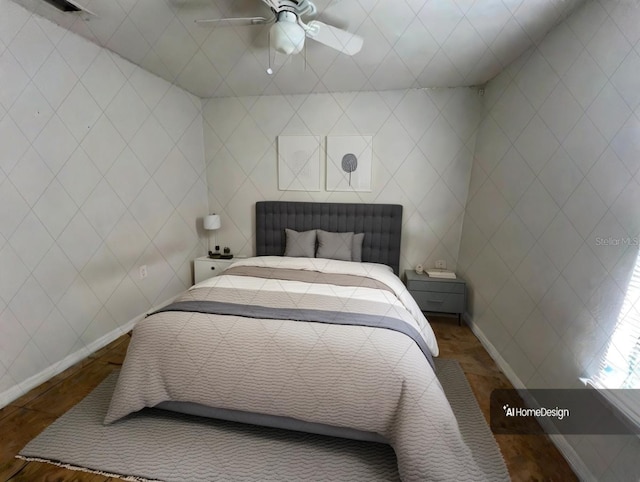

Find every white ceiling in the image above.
[12,0,586,98]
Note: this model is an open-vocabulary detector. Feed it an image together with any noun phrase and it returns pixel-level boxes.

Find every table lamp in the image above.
[204,214,221,257]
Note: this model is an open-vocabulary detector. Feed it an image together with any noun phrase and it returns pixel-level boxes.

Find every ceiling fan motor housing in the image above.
[271,11,306,55]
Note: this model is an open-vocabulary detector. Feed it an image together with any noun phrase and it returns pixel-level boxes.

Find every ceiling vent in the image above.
[42,0,95,15]
[42,0,80,11]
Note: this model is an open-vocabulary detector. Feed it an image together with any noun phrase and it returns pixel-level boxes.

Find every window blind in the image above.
[585,251,640,428]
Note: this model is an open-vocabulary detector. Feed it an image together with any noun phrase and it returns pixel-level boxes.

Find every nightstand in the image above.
[194,257,237,284]
[405,270,466,325]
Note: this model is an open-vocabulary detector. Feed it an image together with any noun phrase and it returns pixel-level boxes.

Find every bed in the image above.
[105,201,486,481]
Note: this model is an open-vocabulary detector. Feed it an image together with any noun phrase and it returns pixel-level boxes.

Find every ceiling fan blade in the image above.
[306,20,363,56]
[195,16,269,26]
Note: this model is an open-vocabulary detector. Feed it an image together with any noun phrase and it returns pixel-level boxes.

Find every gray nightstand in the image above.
[405,270,466,324]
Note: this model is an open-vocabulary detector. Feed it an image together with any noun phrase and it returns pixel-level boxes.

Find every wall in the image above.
[0,0,208,404]
[458,0,640,479]
[202,88,482,273]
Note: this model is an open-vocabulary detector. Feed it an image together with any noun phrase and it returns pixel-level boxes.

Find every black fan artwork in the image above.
[341,153,358,186]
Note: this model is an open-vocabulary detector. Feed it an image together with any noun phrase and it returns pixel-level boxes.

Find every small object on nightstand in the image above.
[426,268,456,279]
[405,270,466,325]
[208,245,221,258]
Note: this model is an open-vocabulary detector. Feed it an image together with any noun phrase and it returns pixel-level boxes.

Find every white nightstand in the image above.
[194,257,238,284]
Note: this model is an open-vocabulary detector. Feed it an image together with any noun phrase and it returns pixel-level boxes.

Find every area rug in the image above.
[18,359,509,481]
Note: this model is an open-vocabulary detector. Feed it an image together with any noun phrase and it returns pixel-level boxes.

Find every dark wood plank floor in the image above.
[430,316,578,481]
[0,317,577,481]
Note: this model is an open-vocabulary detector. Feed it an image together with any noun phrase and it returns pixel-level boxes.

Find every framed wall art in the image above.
[277,135,321,191]
[326,135,372,192]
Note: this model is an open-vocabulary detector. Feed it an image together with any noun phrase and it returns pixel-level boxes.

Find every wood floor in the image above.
[0,316,577,482]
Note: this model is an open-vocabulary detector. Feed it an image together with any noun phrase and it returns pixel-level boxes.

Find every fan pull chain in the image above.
[304,35,307,71]
[267,28,273,75]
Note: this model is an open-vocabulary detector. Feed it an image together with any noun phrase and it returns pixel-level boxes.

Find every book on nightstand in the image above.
[426,269,457,279]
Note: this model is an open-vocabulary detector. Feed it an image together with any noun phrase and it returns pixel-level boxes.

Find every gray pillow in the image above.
[316,230,354,261]
[352,233,365,262]
[284,229,316,258]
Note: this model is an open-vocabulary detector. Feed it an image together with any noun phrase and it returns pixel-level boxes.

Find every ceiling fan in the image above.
[196,0,363,59]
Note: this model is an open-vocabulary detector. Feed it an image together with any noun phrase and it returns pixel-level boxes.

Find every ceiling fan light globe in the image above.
[270,20,305,55]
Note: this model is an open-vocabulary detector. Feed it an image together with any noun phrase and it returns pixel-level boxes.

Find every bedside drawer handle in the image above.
[428,299,445,303]
[210,266,216,270]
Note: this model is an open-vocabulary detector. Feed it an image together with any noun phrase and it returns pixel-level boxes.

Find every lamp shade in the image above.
[204,214,221,230]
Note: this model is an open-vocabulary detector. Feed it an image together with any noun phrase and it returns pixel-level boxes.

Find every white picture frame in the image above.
[277,136,321,191]
[326,136,373,192]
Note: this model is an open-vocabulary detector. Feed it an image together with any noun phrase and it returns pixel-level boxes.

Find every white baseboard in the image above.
[462,313,595,482]
[0,294,180,409]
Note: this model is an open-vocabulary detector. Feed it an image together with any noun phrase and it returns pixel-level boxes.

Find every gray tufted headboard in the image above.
[255,201,403,275]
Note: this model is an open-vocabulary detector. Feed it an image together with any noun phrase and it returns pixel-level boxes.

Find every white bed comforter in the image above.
[196,256,439,357]
[106,257,487,481]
